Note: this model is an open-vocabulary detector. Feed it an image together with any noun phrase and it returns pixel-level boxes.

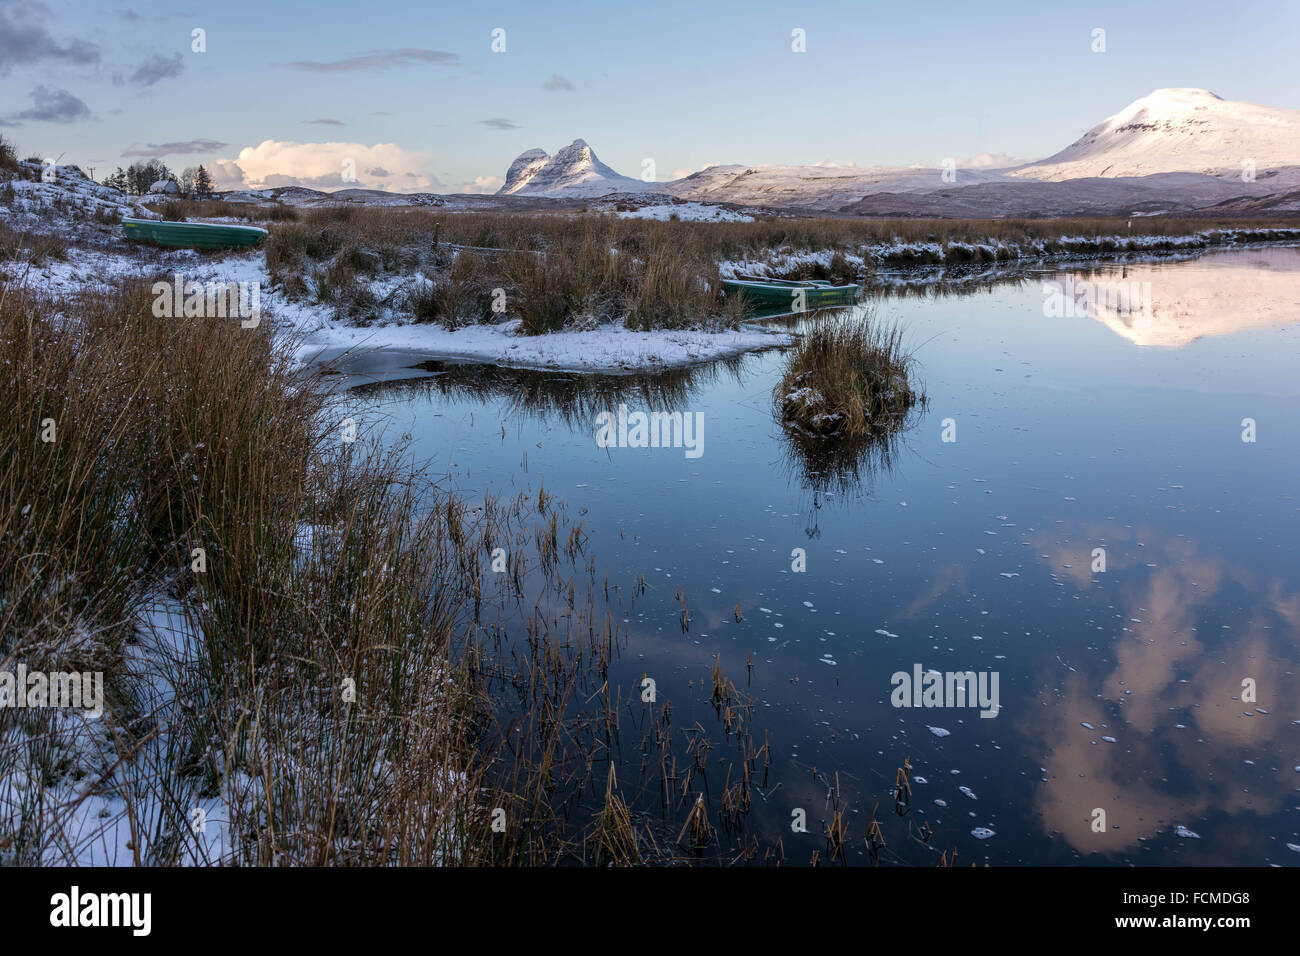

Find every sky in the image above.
[2,0,1298,193]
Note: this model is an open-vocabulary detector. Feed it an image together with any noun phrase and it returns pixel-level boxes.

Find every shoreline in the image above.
[6,227,1299,375]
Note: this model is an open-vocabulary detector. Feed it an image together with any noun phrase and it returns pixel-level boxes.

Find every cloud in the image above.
[479,118,518,130]
[122,138,227,158]
[0,1,100,75]
[1023,525,1299,854]
[543,73,574,91]
[127,52,184,87]
[209,139,438,193]
[304,118,345,126]
[953,152,1026,170]
[456,175,504,194]
[0,85,91,125]
[285,48,458,72]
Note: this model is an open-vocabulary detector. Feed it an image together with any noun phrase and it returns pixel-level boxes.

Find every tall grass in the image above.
[264,209,740,333]
[0,276,485,864]
[0,220,69,266]
[776,313,924,440]
[261,205,1300,332]
[158,198,299,223]
[0,272,778,865]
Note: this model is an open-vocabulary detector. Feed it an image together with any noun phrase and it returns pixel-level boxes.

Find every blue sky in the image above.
[3,0,1298,192]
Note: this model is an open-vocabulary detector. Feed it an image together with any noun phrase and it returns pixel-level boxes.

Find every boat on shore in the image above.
[121,217,268,250]
[721,275,859,313]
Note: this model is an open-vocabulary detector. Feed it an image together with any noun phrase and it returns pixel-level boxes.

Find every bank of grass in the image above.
[261,205,1300,332]
[0,272,772,866]
[0,276,506,864]
[776,314,924,440]
[266,206,746,333]
[158,198,299,223]
[0,219,69,265]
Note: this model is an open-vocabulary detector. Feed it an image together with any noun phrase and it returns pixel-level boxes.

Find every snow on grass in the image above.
[617,202,753,223]
[175,251,793,373]
[0,162,151,234]
[1,246,189,296]
[293,314,787,371]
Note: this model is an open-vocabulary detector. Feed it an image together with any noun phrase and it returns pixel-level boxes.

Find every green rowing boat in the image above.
[721,276,858,313]
[121,217,269,250]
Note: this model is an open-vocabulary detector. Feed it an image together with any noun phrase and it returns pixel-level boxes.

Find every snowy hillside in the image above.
[498,139,650,197]
[1010,88,1300,186]
[661,164,1012,212]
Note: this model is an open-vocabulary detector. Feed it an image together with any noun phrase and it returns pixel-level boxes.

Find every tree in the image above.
[103,167,128,192]
[124,159,172,195]
[179,166,198,197]
[194,165,214,199]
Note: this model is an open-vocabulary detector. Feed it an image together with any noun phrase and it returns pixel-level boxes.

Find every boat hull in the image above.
[722,278,858,312]
[122,217,268,250]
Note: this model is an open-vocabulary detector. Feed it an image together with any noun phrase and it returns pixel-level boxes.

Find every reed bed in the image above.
[0,219,69,265]
[259,204,1300,333]
[0,272,780,865]
[156,198,300,223]
[265,207,746,333]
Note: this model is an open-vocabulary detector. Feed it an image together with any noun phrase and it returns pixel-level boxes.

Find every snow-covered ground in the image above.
[1,162,792,372]
[158,251,793,372]
[3,241,791,372]
[617,201,753,223]
[294,314,783,370]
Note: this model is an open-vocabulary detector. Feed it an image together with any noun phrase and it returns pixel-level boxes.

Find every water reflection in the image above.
[348,354,753,427]
[1053,247,1300,348]
[1026,523,1299,859]
[863,245,1300,349]
[319,245,1300,865]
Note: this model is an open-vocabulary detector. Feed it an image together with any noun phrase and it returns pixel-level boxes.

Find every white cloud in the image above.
[953,152,1026,170]
[456,175,504,194]
[209,139,438,192]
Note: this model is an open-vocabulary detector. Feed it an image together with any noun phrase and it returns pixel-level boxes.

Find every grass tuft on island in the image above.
[776,313,925,441]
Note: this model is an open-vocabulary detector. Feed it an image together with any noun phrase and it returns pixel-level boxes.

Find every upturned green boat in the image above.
[721,276,858,313]
[121,217,268,250]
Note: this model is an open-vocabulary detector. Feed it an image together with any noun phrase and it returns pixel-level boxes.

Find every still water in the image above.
[330,246,1300,865]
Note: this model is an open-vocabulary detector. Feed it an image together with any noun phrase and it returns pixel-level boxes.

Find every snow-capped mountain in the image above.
[491,90,1300,214]
[1009,88,1300,186]
[498,139,649,197]
[660,164,1011,212]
